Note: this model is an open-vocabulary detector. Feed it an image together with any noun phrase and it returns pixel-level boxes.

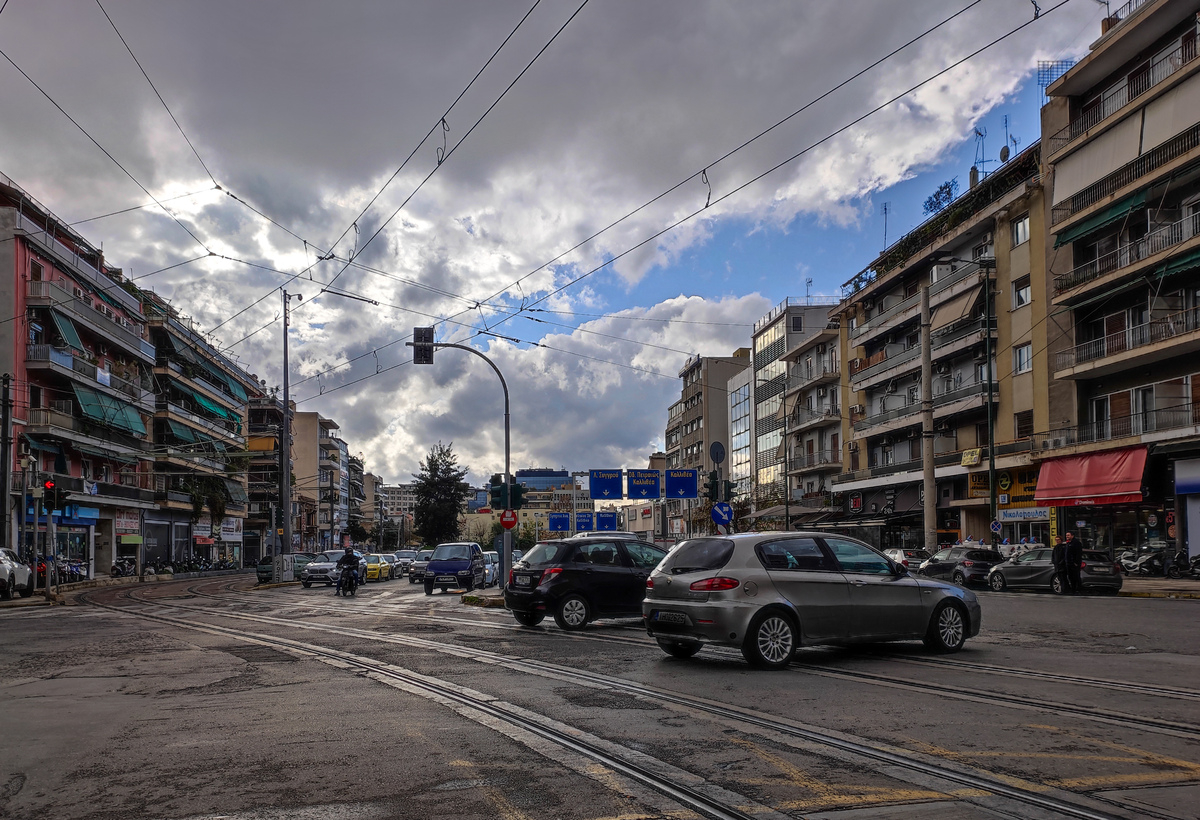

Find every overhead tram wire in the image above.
[69,187,218,226]
[207,0,552,338]
[281,0,1006,386]
[288,0,1072,407]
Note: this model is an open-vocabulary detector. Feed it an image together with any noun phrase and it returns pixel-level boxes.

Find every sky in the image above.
[0,0,1106,486]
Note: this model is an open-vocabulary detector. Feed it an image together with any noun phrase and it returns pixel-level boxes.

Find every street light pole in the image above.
[280,290,302,556]
[981,258,998,548]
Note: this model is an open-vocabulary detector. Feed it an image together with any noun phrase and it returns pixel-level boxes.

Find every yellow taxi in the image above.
[364,553,390,582]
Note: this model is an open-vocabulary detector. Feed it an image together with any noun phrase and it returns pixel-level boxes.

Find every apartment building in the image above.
[726,365,753,501]
[379,483,417,521]
[293,413,343,549]
[831,142,1046,549]
[1040,0,1200,553]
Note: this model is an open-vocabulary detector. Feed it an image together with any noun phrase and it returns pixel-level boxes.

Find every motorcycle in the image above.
[335,568,358,597]
[1132,549,1165,576]
[110,558,138,577]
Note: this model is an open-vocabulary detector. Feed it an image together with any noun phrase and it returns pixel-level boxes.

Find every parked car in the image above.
[393,549,418,575]
[380,554,400,579]
[364,554,390,582]
[570,531,644,540]
[482,551,500,587]
[301,550,366,588]
[883,548,931,570]
[918,547,1005,587]
[408,549,435,584]
[255,553,317,584]
[643,533,981,669]
[0,548,33,600]
[505,537,668,629]
[987,548,1122,594]
[424,542,485,594]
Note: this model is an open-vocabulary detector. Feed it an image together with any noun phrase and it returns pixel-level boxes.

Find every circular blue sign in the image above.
[711,502,733,525]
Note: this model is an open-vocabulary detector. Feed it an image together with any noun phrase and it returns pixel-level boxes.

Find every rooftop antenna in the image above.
[1000,116,1011,163]
[806,277,813,303]
[880,201,891,250]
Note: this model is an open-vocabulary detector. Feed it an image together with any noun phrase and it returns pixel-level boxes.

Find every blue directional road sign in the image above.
[548,512,570,531]
[589,469,623,500]
[626,469,661,499]
[596,511,618,531]
[575,512,594,531]
[711,502,733,526]
[664,468,699,499]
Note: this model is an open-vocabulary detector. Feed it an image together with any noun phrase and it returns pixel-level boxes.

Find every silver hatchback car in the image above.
[643,532,981,669]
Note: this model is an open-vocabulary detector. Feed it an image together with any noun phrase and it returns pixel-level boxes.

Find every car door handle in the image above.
[851,579,866,586]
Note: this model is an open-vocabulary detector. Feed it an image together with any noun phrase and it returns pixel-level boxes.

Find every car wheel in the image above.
[302,581,312,588]
[554,593,591,630]
[424,582,434,596]
[988,573,1006,592]
[1051,574,1066,595]
[657,639,702,659]
[18,578,33,598]
[923,601,968,653]
[0,581,11,601]
[951,570,966,586]
[742,610,797,670]
[513,611,544,627]
[463,577,474,593]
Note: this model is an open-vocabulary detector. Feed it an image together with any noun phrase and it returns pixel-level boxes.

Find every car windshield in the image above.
[258,556,272,565]
[366,556,380,563]
[415,551,433,561]
[397,551,417,559]
[661,538,733,574]
[966,550,1003,561]
[521,542,563,566]
[320,552,343,562]
[1082,551,1110,561]
[432,544,471,560]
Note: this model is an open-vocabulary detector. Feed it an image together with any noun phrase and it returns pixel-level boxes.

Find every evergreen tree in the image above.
[412,443,471,546]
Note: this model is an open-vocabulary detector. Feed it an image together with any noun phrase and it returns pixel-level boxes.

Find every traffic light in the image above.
[489,473,507,509]
[703,471,720,502]
[42,478,57,513]
[510,483,527,510]
[411,326,435,365]
[722,480,737,503]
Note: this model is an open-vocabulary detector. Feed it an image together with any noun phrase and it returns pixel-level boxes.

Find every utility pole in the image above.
[921,287,937,552]
[1,374,11,552]
[983,259,998,549]
[280,290,301,555]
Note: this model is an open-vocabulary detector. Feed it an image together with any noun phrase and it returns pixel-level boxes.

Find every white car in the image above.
[482,551,500,587]
[0,549,33,600]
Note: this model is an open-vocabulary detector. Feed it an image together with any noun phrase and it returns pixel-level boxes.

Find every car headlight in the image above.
[457,570,471,575]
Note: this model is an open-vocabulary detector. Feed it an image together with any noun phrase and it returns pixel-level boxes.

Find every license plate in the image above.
[436,576,456,583]
[654,611,687,624]
[1091,566,1110,574]
[516,576,531,587]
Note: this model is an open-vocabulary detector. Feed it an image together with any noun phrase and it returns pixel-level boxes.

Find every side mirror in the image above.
[893,561,908,576]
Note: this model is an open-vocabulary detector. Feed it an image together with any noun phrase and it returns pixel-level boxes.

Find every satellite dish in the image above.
[999,145,1010,162]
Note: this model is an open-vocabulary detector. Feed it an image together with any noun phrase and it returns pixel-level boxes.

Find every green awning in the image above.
[72,442,138,464]
[50,310,85,352]
[192,390,235,421]
[1154,246,1200,280]
[223,479,249,503]
[71,384,146,436]
[167,420,197,443]
[225,377,248,402]
[1053,191,1147,248]
[24,437,61,454]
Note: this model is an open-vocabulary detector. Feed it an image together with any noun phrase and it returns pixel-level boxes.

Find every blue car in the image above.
[423,542,485,595]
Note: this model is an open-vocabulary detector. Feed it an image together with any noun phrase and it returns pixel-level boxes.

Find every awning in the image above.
[71,442,138,464]
[1053,190,1147,248]
[1034,446,1148,506]
[24,436,61,454]
[192,390,237,421]
[167,420,197,443]
[930,286,981,332]
[1154,246,1200,281]
[71,384,147,436]
[224,479,249,503]
[50,310,85,352]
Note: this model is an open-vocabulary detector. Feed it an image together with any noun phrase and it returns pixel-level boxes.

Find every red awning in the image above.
[1034,446,1148,507]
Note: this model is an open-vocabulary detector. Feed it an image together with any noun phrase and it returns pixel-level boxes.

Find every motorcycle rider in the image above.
[335,547,360,596]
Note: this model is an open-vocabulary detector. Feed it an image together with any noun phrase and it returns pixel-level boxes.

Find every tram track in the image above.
[81,583,1146,820]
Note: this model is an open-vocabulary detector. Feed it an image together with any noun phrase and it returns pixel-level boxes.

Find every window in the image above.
[624,541,667,569]
[1013,276,1031,308]
[1014,343,1033,374]
[823,537,893,575]
[1015,410,1034,439]
[756,537,833,571]
[29,260,44,281]
[790,315,804,333]
[1010,213,1030,247]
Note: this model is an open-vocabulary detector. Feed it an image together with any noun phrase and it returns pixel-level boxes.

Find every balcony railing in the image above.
[854,380,995,432]
[26,280,155,360]
[788,406,841,432]
[1053,123,1200,224]
[787,363,840,392]
[1056,307,1200,371]
[851,261,983,340]
[852,319,995,386]
[1055,212,1200,293]
[1048,43,1196,155]
[25,344,151,406]
[28,406,149,443]
[1036,406,1197,451]
[157,399,244,443]
[787,450,841,472]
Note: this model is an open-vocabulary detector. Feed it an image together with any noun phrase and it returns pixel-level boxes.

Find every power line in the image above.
[68,187,216,226]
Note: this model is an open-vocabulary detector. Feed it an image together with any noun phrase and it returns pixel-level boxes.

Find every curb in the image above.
[0,595,58,609]
[461,592,506,608]
[1118,590,1200,600]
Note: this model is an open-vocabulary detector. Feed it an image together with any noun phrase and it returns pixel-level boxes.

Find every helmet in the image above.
[344,546,354,553]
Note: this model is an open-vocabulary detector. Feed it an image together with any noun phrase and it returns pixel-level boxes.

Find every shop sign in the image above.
[118,534,143,544]
[194,536,214,545]
[193,521,212,537]
[999,468,1039,509]
[998,508,1050,522]
[848,492,863,513]
[221,517,244,543]
[641,507,652,518]
[961,449,982,467]
[968,473,990,498]
[115,510,140,533]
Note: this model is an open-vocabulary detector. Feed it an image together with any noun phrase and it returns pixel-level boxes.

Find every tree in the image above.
[466,519,493,546]
[411,443,471,547]
[923,177,959,215]
[515,521,538,553]
[346,522,370,546]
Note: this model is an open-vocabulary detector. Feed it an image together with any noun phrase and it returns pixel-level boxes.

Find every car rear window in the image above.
[660,539,733,575]
[432,544,471,560]
[522,542,565,566]
[1082,551,1109,561]
[966,550,1003,561]
[416,551,433,560]
[904,550,930,559]
[397,551,417,559]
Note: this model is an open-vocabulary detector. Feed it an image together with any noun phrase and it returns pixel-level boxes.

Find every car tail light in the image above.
[689,577,739,591]
[646,576,654,589]
[508,569,515,586]
[539,567,563,586]
[902,559,909,566]
[1080,561,1087,569]
[962,560,975,567]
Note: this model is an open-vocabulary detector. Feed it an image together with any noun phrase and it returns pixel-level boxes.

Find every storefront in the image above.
[23,499,96,580]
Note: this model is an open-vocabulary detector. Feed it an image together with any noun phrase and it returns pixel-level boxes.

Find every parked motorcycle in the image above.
[110,558,138,577]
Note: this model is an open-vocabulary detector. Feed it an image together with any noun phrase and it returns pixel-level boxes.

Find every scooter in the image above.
[1131,549,1165,576]
[335,568,358,597]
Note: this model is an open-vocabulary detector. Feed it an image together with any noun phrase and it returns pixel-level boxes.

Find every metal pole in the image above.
[281,290,296,555]
[1,374,11,552]
[21,459,30,593]
[783,408,790,531]
[985,263,998,549]
[921,286,937,553]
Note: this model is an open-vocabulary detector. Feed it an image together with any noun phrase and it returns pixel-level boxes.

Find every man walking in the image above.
[1051,535,1066,591]
[1064,531,1084,594]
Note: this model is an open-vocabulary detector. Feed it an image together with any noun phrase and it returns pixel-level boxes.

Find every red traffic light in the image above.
[43,479,56,491]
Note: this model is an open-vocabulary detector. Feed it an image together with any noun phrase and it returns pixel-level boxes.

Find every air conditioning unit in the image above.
[982,231,993,245]
[974,348,987,360]
[98,344,109,357]
[864,298,875,311]
[853,357,865,368]
[1041,438,1065,450]
[851,404,865,414]
[937,363,950,375]
[932,263,954,281]
[73,286,85,299]
[817,387,827,397]
[907,429,918,439]
[847,441,859,452]
[816,343,826,354]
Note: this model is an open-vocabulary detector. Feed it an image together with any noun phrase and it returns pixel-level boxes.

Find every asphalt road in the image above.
[1,575,1197,820]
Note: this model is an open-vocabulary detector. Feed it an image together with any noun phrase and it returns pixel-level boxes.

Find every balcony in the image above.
[27,406,148,448]
[1036,406,1198,452]
[787,406,841,435]
[832,441,1033,485]
[850,262,985,343]
[853,380,997,435]
[1052,123,1200,225]
[1048,42,1197,156]
[786,362,841,395]
[851,319,995,390]
[25,344,153,410]
[1056,307,1200,377]
[1054,212,1200,295]
[26,280,155,361]
[786,450,842,474]
[156,399,245,444]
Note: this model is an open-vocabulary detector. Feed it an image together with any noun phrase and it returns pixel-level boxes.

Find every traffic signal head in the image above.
[704,471,720,502]
[489,474,507,509]
[722,480,737,503]
[42,478,58,512]
[411,326,435,365]
[510,483,527,511]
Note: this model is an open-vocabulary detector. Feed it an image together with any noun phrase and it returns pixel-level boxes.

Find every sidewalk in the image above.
[0,567,255,609]
[1117,576,1200,600]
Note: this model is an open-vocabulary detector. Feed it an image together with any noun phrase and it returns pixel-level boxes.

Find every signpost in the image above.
[575,511,594,531]
[589,470,623,500]
[596,511,618,531]
[665,469,699,498]
[548,512,570,531]
[626,469,661,498]
[500,509,518,530]
[711,502,733,527]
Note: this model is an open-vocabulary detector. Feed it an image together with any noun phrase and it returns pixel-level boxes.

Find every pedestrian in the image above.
[1051,535,1067,590]
[1064,531,1084,594]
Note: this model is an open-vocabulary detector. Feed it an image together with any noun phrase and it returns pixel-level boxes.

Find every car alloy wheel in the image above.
[1051,574,1066,595]
[988,573,1006,592]
[554,594,590,630]
[924,602,967,653]
[742,611,796,670]
[952,571,966,586]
